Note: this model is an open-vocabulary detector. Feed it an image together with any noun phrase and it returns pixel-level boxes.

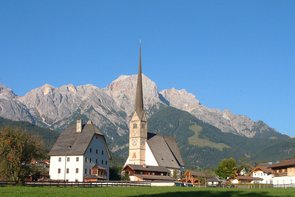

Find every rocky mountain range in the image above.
[1,74,294,167]
[0,74,279,138]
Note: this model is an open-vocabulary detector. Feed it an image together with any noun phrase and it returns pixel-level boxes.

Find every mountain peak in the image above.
[40,84,54,95]
[0,84,16,98]
[160,88,200,112]
[106,74,160,116]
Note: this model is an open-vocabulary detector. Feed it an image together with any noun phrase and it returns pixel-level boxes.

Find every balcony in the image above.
[274,172,288,177]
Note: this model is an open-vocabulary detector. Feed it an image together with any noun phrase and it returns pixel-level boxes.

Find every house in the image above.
[251,165,274,184]
[231,176,262,184]
[207,176,226,187]
[123,164,175,181]
[123,45,184,181]
[49,120,111,182]
[183,170,208,185]
[269,158,295,186]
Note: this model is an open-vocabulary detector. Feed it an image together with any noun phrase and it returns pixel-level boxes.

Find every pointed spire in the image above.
[135,43,144,118]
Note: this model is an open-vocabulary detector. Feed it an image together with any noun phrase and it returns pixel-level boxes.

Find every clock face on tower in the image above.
[131,138,137,146]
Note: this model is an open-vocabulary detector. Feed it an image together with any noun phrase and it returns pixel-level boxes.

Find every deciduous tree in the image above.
[215,157,237,179]
[0,127,45,183]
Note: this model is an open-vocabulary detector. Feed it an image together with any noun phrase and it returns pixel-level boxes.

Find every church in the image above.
[123,46,184,181]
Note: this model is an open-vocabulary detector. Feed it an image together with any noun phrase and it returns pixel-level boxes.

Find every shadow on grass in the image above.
[132,190,284,197]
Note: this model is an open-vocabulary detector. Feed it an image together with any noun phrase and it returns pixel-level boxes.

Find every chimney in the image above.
[76,119,82,133]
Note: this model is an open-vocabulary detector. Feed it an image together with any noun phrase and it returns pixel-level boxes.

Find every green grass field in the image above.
[1,186,295,197]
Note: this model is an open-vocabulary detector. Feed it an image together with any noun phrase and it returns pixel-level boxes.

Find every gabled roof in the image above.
[163,136,185,166]
[48,122,111,158]
[269,158,295,169]
[252,166,274,174]
[123,164,170,173]
[207,176,225,182]
[184,170,208,178]
[147,132,183,169]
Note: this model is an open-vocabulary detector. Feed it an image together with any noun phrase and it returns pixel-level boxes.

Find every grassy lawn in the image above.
[1,186,295,197]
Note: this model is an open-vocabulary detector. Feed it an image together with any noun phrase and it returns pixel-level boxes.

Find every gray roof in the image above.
[186,170,208,178]
[147,133,184,169]
[48,122,110,158]
[163,136,185,166]
[124,164,170,173]
[207,176,224,182]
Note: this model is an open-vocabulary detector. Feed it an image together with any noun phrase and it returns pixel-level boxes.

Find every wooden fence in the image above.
[1,181,151,187]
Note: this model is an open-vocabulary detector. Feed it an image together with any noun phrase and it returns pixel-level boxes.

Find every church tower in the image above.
[128,45,147,165]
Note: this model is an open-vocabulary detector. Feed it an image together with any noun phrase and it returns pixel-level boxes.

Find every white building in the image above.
[252,166,274,184]
[49,120,111,182]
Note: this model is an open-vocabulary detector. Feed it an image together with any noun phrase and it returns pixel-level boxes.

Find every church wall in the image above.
[145,143,159,166]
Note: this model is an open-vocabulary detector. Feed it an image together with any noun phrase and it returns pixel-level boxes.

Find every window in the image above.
[101,160,103,165]
[96,159,98,164]
[85,157,87,162]
[76,157,79,162]
[89,169,91,175]
[102,150,104,155]
[90,148,92,153]
[96,149,98,154]
[133,123,137,128]
[67,157,70,162]
[76,168,79,173]
[85,169,87,174]
[105,160,107,165]
[58,157,61,162]
[90,158,92,163]
[66,168,69,174]
[58,168,61,174]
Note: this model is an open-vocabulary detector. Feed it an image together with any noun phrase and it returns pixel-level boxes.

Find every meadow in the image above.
[1,186,295,197]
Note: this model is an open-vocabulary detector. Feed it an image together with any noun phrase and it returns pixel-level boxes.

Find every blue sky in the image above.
[0,1,294,136]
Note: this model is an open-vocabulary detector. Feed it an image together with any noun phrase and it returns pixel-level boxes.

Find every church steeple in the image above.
[125,44,148,166]
[134,44,144,119]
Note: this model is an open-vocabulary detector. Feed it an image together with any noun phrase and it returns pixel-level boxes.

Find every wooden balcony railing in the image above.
[274,172,288,177]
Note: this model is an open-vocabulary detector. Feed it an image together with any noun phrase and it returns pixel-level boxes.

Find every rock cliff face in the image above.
[0,75,279,138]
[0,84,34,123]
[105,75,161,117]
[159,88,256,137]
